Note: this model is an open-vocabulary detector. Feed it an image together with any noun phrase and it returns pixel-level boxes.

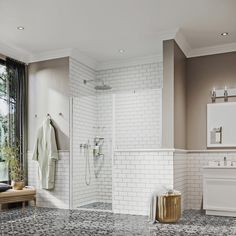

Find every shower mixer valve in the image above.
[93,137,104,158]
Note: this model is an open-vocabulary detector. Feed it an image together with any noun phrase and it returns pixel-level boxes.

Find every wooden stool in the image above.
[0,187,36,211]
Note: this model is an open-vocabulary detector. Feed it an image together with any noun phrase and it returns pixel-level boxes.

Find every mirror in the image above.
[207,102,236,148]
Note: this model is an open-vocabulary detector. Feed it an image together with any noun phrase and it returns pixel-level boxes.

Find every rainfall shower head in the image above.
[83,79,112,90]
[95,83,112,90]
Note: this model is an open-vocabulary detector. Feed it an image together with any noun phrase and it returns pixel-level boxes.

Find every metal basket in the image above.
[157,192,181,223]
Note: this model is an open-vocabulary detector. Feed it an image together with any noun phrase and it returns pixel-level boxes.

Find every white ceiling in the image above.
[0,0,236,64]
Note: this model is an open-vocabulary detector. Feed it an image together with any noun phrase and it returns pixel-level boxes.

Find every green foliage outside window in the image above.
[0,63,17,181]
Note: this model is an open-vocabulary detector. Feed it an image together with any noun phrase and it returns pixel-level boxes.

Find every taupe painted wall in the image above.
[162,40,187,149]
[28,57,70,151]
[174,42,187,149]
[162,40,174,148]
[186,52,236,150]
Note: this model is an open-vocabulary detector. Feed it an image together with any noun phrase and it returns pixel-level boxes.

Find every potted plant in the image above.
[2,145,25,190]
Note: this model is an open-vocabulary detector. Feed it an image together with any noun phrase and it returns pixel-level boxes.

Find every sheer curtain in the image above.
[0,57,27,182]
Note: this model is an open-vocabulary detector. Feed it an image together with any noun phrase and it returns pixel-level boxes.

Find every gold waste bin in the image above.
[157,191,181,223]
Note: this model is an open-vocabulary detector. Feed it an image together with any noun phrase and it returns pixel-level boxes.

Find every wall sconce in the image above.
[211,88,216,103]
[210,86,236,103]
[224,86,228,102]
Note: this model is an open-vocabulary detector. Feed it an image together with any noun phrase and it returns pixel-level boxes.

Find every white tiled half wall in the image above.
[173,150,187,211]
[113,150,236,215]
[113,151,174,215]
[28,151,70,209]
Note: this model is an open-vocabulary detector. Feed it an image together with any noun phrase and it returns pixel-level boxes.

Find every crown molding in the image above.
[70,49,97,70]
[0,41,31,63]
[157,28,179,41]
[1,28,236,68]
[174,30,191,57]
[187,42,236,58]
[173,31,236,58]
[28,48,71,63]
[96,54,162,71]
[27,48,98,69]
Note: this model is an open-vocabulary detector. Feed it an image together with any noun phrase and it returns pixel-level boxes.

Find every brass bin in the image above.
[157,192,181,223]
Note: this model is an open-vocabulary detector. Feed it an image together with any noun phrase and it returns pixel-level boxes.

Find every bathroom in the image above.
[1,1,236,235]
[25,40,236,221]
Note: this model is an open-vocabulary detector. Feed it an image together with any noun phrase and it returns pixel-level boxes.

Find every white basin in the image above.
[203,166,236,217]
[203,165,236,169]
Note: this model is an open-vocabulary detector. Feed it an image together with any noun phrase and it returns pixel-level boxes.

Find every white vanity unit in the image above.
[203,166,236,217]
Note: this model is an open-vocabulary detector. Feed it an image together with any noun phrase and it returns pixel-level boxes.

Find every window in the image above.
[0,58,27,183]
[0,60,17,182]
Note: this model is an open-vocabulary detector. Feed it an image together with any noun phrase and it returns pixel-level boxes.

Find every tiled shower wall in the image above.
[95,93,113,203]
[95,62,163,205]
[70,58,97,207]
[114,89,162,149]
[96,63,163,92]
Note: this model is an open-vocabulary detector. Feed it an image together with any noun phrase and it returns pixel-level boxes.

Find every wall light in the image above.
[221,32,229,36]
[211,88,216,103]
[17,26,24,30]
[224,86,228,102]
[211,86,236,103]
[118,49,125,54]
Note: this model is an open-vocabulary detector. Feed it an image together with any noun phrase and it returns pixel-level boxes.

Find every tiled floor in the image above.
[78,202,112,211]
[1,207,236,236]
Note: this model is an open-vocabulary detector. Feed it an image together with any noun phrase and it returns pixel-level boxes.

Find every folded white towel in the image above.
[149,187,167,223]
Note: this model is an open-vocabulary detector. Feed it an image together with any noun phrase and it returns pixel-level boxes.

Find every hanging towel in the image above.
[150,192,158,223]
[32,117,58,190]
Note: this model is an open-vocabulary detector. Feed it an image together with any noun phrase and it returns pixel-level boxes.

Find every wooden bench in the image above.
[0,187,36,211]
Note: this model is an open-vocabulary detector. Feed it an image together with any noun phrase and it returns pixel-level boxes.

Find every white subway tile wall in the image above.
[113,151,174,215]
[94,62,163,204]
[95,93,113,203]
[70,58,97,207]
[173,151,187,210]
[28,151,70,209]
[96,63,163,92]
[114,89,161,149]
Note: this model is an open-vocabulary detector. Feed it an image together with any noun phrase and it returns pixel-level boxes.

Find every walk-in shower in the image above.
[70,60,161,213]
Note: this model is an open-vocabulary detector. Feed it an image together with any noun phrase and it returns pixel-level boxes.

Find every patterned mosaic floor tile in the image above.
[1,208,236,235]
[78,202,112,211]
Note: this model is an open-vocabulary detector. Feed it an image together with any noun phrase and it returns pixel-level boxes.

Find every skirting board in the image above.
[206,210,236,217]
